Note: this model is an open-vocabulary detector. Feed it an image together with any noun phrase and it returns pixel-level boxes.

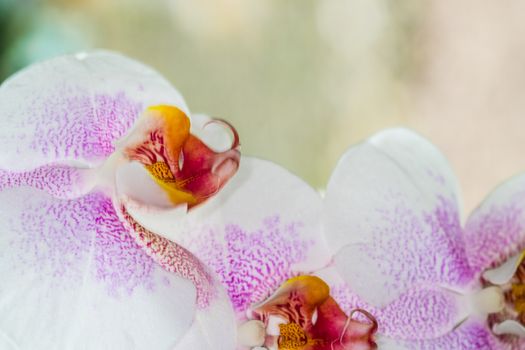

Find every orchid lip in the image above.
[111,105,240,213]
[246,275,378,350]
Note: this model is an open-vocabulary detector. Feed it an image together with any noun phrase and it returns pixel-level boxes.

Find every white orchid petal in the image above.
[377,320,503,349]
[318,267,470,341]
[173,288,237,350]
[324,128,471,307]
[0,187,195,349]
[465,173,525,275]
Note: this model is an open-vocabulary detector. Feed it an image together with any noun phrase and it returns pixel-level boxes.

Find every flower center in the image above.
[470,286,504,314]
[508,265,525,322]
[117,105,240,210]
[278,323,311,349]
[247,275,378,350]
[483,250,525,337]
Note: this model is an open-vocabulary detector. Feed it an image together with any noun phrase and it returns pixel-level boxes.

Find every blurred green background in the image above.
[2,0,525,212]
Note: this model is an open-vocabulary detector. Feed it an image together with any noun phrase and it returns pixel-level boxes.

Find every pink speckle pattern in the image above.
[117,205,216,309]
[364,193,473,294]
[93,197,157,296]
[464,181,525,275]
[187,216,312,313]
[31,91,141,161]
[331,284,461,340]
[2,89,141,168]
[403,321,500,350]
[0,164,87,198]
[11,192,156,297]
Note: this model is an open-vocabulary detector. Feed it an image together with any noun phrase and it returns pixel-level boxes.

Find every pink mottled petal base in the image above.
[321,268,469,341]
[379,320,506,350]
[464,174,525,277]
[0,188,196,349]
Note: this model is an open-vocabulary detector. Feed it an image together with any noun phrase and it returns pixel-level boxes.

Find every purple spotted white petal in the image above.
[0,164,95,199]
[323,128,474,307]
[319,267,469,341]
[464,173,525,276]
[0,188,196,349]
[0,50,187,172]
[378,320,506,350]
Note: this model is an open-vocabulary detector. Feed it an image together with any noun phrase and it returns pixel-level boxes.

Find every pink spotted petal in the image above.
[0,188,196,349]
[0,50,187,171]
[464,173,525,276]
[122,157,331,316]
[321,268,468,341]
[323,128,473,307]
[379,320,508,350]
[0,164,95,199]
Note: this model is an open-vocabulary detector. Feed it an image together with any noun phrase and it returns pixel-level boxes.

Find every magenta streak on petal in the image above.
[117,205,216,309]
[187,216,312,314]
[29,91,141,162]
[11,192,156,297]
[0,165,86,199]
[465,192,525,275]
[424,195,474,283]
[369,193,473,292]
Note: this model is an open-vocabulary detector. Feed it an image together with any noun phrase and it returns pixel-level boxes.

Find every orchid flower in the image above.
[0,51,378,350]
[0,50,241,349]
[319,128,525,349]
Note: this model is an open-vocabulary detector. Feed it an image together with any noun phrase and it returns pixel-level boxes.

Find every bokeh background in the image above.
[1,0,525,213]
